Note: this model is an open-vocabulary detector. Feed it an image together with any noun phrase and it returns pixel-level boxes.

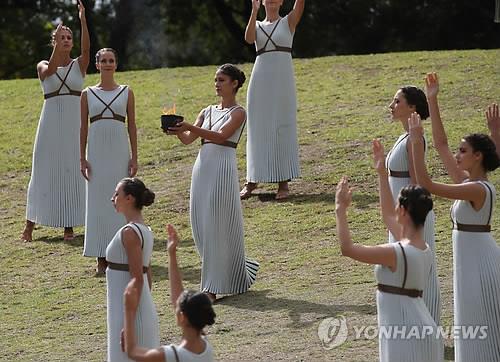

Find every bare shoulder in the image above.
[122,226,141,243]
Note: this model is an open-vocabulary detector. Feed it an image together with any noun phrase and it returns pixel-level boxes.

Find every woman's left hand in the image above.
[128,159,138,177]
[166,224,179,254]
[77,0,86,21]
[486,103,500,133]
[335,176,352,210]
[408,112,424,141]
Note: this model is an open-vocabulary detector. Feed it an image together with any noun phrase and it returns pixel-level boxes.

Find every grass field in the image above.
[0,49,499,361]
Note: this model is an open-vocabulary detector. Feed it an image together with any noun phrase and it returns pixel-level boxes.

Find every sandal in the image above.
[240,182,257,200]
[96,258,107,275]
[275,188,289,200]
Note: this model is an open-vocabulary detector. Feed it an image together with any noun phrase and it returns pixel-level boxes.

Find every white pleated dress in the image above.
[26,59,85,227]
[386,133,441,324]
[451,181,500,361]
[375,243,444,362]
[162,337,213,362]
[246,15,300,182]
[106,223,160,362]
[83,85,130,257]
[190,105,259,294]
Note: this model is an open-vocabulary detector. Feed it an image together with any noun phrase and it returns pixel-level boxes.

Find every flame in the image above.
[162,103,176,115]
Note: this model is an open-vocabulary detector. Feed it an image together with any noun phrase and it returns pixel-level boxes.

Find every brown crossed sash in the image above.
[88,86,128,124]
[200,105,246,148]
[44,60,82,99]
[255,18,292,56]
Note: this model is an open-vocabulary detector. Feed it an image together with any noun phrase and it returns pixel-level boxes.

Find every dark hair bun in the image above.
[179,291,216,331]
[120,177,155,210]
[141,188,155,207]
[400,86,430,120]
[464,133,500,172]
[218,63,246,92]
[398,185,433,227]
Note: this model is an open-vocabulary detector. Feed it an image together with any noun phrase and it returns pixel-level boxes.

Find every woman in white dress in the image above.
[106,177,159,362]
[240,0,305,200]
[21,0,89,242]
[335,142,443,362]
[386,85,441,324]
[123,224,215,362]
[80,48,138,274]
[167,64,259,302]
[409,73,500,361]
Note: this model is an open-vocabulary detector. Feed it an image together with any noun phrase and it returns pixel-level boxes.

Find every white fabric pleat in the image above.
[190,106,259,294]
[451,181,500,362]
[106,223,159,362]
[246,15,300,183]
[26,60,85,227]
[83,86,130,257]
[386,133,442,324]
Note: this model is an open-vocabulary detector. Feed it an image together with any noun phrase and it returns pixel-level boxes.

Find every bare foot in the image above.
[96,257,107,275]
[275,182,289,200]
[20,221,34,242]
[63,227,74,241]
[240,182,257,199]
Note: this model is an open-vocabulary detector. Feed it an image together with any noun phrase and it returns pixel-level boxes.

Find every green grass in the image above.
[1,49,499,361]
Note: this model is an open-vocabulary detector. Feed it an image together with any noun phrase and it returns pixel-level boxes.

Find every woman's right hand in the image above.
[486,103,500,134]
[425,72,439,99]
[408,112,424,141]
[166,224,179,254]
[80,159,91,181]
[372,139,387,174]
[251,0,261,12]
[335,176,352,210]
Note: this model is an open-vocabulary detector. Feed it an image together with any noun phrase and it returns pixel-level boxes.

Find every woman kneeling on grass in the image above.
[123,224,215,362]
[335,141,443,361]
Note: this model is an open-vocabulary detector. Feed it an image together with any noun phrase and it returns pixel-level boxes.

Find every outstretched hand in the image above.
[77,0,86,21]
[335,176,352,210]
[424,72,439,99]
[486,103,500,133]
[408,112,424,141]
[166,224,179,254]
[372,139,386,174]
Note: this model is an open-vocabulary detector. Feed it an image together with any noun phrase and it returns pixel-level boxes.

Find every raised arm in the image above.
[409,112,486,205]
[287,0,305,33]
[166,224,184,308]
[174,108,245,145]
[126,88,138,177]
[372,140,403,240]
[37,24,65,81]
[123,279,165,362]
[77,0,90,76]
[425,72,468,183]
[486,103,500,158]
[335,176,397,270]
[245,0,261,44]
[80,90,91,181]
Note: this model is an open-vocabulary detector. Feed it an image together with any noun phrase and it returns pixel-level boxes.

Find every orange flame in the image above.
[162,103,176,115]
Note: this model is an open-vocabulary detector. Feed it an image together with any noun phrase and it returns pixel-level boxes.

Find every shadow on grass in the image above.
[151,264,200,285]
[37,235,84,247]
[248,192,378,208]
[444,345,454,361]
[217,289,376,328]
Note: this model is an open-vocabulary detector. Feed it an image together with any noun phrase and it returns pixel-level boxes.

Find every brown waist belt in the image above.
[388,169,410,178]
[44,90,82,99]
[453,222,491,232]
[107,261,148,274]
[90,115,126,124]
[201,139,238,148]
[256,46,292,56]
[377,284,422,298]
